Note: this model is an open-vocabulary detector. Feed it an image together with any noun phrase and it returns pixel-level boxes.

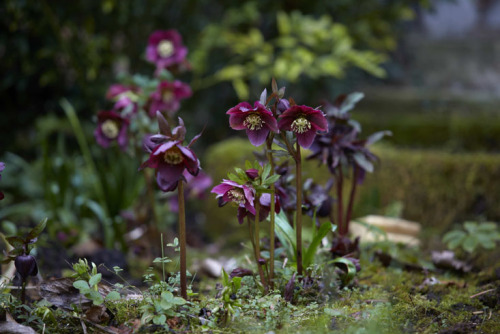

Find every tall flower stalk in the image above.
[141,112,201,299]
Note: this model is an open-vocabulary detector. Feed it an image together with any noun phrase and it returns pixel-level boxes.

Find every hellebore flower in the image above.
[278,105,328,149]
[237,192,281,225]
[227,101,278,146]
[94,110,130,151]
[141,113,202,192]
[146,80,192,117]
[141,140,200,192]
[211,180,256,223]
[15,254,38,279]
[146,30,188,69]
[0,162,4,200]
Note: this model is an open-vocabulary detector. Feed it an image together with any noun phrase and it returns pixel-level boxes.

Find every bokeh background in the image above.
[1,0,500,266]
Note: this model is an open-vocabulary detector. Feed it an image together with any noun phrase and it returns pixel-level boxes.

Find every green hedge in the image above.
[355,95,500,152]
[203,138,500,241]
[357,146,500,232]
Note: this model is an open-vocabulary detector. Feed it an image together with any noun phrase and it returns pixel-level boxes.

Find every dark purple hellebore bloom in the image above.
[15,254,38,279]
[169,170,212,212]
[211,180,256,223]
[227,101,279,146]
[147,80,192,117]
[146,30,188,69]
[140,140,200,192]
[278,105,328,149]
[0,162,4,200]
[237,192,281,225]
[94,110,130,151]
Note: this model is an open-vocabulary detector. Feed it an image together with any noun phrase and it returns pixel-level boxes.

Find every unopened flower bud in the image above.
[15,255,38,279]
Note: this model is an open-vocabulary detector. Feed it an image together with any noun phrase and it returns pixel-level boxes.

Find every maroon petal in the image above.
[237,207,247,224]
[260,112,279,132]
[229,113,248,130]
[297,130,317,149]
[211,183,234,195]
[157,163,184,192]
[227,102,253,114]
[246,127,270,146]
[308,111,328,131]
[277,116,294,131]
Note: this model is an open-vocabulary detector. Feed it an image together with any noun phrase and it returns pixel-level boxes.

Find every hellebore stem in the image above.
[178,180,187,299]
[266,139,276,289]
[336,167,344,236]
[254,195,268,292]
[295,144,303,276]
[21,280,26,305]
[345,165,359,234]
[144,169,159,228]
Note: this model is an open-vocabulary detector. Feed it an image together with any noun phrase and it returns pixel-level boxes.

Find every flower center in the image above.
[228,189,245,205]
[243,114,264,131]
[291,117,311,134]
[163,146,184,165]
[162,90,174,102]
[157,40,175,58]
[101,120,120,139]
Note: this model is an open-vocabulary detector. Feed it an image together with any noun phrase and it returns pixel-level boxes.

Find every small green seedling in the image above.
[443,221,500,253]
[72,259,120,305]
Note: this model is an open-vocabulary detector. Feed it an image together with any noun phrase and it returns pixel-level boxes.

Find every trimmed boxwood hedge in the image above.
[203,138,500,240]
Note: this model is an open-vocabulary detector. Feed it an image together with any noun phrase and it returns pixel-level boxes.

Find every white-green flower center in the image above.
[228,189,245,205]
[162,90,174,102]
[243,114,264,130]
[157,40,175,58]
[164,146,183,165]
[101,120,120,139]
[291,117,311,134]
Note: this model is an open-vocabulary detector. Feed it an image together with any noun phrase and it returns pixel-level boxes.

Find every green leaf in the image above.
[274,211,296,260]
[262,163,271,181]
[462,236,478,253]
[221,268,230,287]
[89,273,102,287]
[153,314,166,325]
[6,236,24,249]
[88,290,104,305]
[304,222,332,268]
[330,257,357,285]
[106,291,120,301]
[464,222,478,234]
[73,280,90,291]
[233,277,242,291]
[26,218,48,243]
[245,160,253,170]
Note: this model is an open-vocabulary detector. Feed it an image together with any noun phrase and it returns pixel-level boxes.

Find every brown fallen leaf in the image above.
[85,304,109,324]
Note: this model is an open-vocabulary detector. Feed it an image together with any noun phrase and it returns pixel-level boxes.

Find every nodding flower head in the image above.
[227,101,278,147]
[211,180,256,223]
[278,105,328,149]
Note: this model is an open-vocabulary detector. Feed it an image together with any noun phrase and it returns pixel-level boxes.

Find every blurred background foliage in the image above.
[4,0,500,253]
[0,0,429,152]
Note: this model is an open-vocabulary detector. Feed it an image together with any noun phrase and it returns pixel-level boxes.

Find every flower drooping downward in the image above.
[211,180,256,224]
[278,105,328,149]
[140,113,201,192]
[227,101,278,146]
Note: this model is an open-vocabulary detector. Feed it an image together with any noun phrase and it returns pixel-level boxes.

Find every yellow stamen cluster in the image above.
[157,40,175,58]
[162,90,174,102]
[228,189,245,205]
[164,146,184,165]
[243,114,264,130]
[291,117,311,134]
[101,120,120,139]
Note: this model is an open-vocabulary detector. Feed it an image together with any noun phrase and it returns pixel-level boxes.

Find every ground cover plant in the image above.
[1,24,500,334]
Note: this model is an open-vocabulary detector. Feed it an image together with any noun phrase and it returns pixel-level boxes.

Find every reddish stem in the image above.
[178,180,187,299]
[345,165,359,234]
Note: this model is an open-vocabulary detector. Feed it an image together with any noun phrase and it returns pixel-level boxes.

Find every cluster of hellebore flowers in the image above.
[94,29,192,152]
[213,81,329,278]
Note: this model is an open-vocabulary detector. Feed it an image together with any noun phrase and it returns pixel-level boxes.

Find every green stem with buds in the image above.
[178,180,187,299]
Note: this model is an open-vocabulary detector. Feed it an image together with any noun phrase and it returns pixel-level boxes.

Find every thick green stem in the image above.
[266,140,276,289]
[295,144,303,275]
[254,195,268,292]
[178,180,187,299]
